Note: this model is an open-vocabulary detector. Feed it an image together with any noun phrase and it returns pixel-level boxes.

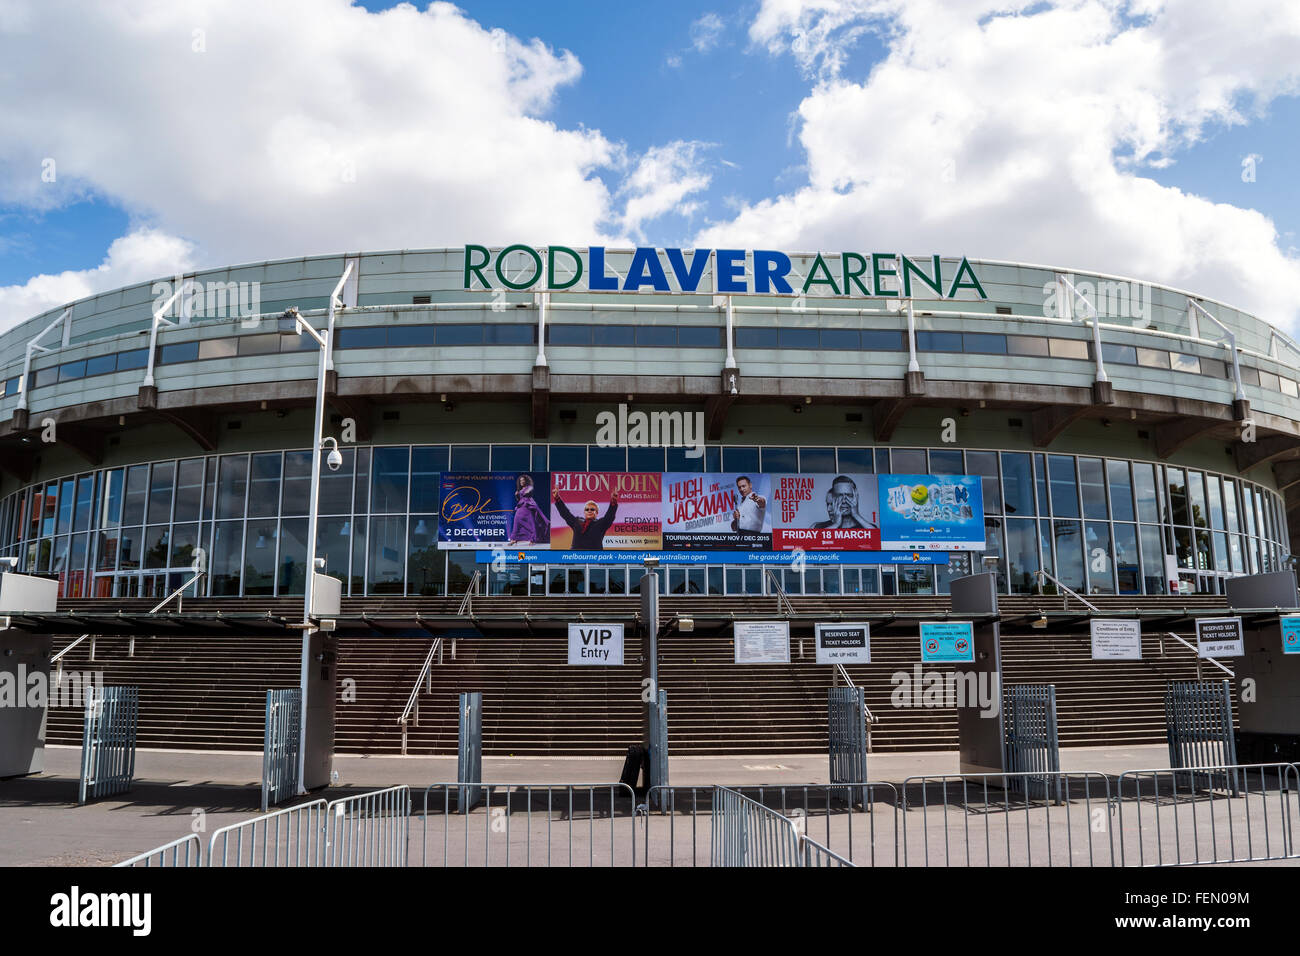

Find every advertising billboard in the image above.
[662,473,772,550]
[550,472,662,550]
[772,473,879,550]
[879,474,985,551]
[437,471,551,549]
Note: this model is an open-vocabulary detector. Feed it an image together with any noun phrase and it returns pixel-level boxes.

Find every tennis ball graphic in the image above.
[910,484,929,505]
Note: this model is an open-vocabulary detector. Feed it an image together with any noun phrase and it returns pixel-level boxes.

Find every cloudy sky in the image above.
[1,0,1298,332]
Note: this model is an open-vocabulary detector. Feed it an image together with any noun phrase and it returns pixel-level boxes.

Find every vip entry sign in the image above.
[567,623,624,666]
[1195,616,1244,659]
[1281,616,1300,655]
[919,621,975,663]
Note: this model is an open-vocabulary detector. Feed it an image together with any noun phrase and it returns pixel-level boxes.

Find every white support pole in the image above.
[905,299,920,374]
[1056,274,1107,384]
[535,291,548,368]
[1189,299,1246,403]
[16,307,72,412]
[142,289,183,389]
[724,295,737,370]
[324,261,353,374]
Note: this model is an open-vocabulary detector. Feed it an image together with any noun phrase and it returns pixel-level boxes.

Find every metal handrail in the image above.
[398,637,444,754]
[149,570,205,614]
[763,568,795,616]
[457,570,481,616]
[51,633,91,664]
[1164,630,1234,678]
[1033,568,1100,613]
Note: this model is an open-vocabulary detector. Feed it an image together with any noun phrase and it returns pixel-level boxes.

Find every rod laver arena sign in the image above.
[567,623,624,665]
[464,245,987,300]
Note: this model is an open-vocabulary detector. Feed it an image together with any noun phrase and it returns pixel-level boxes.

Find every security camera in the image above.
[323,437,342,471]
[0,556,18,569]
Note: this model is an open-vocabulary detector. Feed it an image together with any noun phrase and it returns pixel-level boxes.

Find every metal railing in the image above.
[640,783,899,867]
[325,786,410,867]
[208,799,329,867]
[833,662,879,730]
[457,570,482,616]
[711,786,801,867]
[801,835,856,867]
[1116,763,1300,866]
[397,637,443,755]
[763,568,795,616]
[420,783,638,867]
[1033,568,1100,613]
[901,771,1114,867]
[114,834,203,868]
[1164,630,1234,678]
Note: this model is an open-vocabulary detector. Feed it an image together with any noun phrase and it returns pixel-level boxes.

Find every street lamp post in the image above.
[291,261,353,794]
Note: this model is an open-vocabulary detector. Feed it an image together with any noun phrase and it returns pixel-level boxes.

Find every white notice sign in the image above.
[734,621,791,664]
[1196,617,1244,659]
[567,623,624,666]
[815,623,871,665]
[1089,619,1142,660]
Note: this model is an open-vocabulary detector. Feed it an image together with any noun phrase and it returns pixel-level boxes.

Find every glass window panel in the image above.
[370,447,411,513]
[318,447,354,515]
[122,465,149,527]
[1258,370,1279,391]
[1048,338,1089,360]
[387,325,437,347]
[1001,452,1034,517]
[836,448,873,472]
[1195,528,1212,571]
[174,458,205,523]
[928,448,963,475]
[1211,532,1230,572]
[761,447,797,472]
[1136,347,1171,368]
[593,325,635,347]
[1007,335,1050,356]
[484,324,535,345]
[244,522,277,595]
[198,338,238,360]
[491,445,530,471]
[116,348,149,370]
[628,446,666,471]
[247,453,282,518]
[86,354,117,376]
[59,360,86,381]
[66,534,87,597]
[279,450,312,518]
[666,446,704,472]
[1222,478,1240,533]
[410,446,449,512]
[316,517,351,587]
[799,447,836,472]
[277,518,308,596]
[963,450,1001,514]
[678,326,722,348]
[722,446,760,474]
[237,333,281,356]
[117,525,141,571]
[170,522,199,569]
[548,325,591,346]
[143,523,170,569]
[57,478,75,534]
[549,445,586,470]
[217,455,249,519]
[588,445,626,470]
[1187,471,1208,530]
[336,327,386,349]
[147,461,175,525]
[1132,462,1159,523]
[1047,455,1080,518]
[96,529,120,571]
[963,332,1007,354]
[159,342,199,364]
[777,327,819,349]
[1114,523,1140,594]
[450,445,489,471]
[1005,517,1039,593]
[891,448,927,473]
[1166,467,1189,526]
[916,330,962,352]
[1053,520,1085,590]
[736,327,778,349]
[1078,457,1108,520]
[368,516,406,594]
[1084,521,1114,593]
[861,330,904,351]
[1174,526,1194,569]
[1106,460,1135,522]
[820,329,859,350]
[1101,343,1137,364]
[1171,353,1201,374]
[636,326,677,347]
[436,324,484,346]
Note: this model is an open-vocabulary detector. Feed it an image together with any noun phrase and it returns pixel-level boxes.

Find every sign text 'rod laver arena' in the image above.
[464,245,988,299]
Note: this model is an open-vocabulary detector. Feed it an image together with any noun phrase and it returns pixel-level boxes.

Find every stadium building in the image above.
[1,246,1299,767]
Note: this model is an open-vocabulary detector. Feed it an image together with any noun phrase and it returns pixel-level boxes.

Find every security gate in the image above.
[458,692,483,813]
[1003,684,1061,801]
[828,687,868,790]
[261,688,301,811]
[649,689,669,792]
[78,685,139,804]
[1165,681,1239,794]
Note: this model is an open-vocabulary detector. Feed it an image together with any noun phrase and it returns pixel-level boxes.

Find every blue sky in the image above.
[1,0,1297,330]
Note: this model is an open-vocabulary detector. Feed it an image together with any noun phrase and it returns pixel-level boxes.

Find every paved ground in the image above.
[0,743,1178,866]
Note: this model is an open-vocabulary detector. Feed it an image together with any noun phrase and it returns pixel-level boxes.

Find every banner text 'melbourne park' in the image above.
[464,245,987,300]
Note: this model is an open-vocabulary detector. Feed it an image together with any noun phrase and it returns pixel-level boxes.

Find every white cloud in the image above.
[690,13,726,53]
[0,229,197,331]
[709,0,1300,333]
[0,0,666,327]
[618,141,714,240]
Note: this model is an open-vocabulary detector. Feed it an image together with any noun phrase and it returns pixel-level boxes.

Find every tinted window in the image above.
[861,330,904,351]
[677,326,722,347]
[736,327,778,349]
[548,325,591,346]
[820,329,860,350]
[777,327,820,349]
[336,327,386,349]
[484,324,534,345]
[592,325,635,346]
[237,334,281,356]
[159,342,200,364]
[116,349,149,370]
[388,325,437,347]
[59,361,86,381]
[1007,336,1050,356]
[436,324,483,346]
[1101,343,1137,364]
[636,326,676,347]
[963,333,1006,354]
[917,331,962,352]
